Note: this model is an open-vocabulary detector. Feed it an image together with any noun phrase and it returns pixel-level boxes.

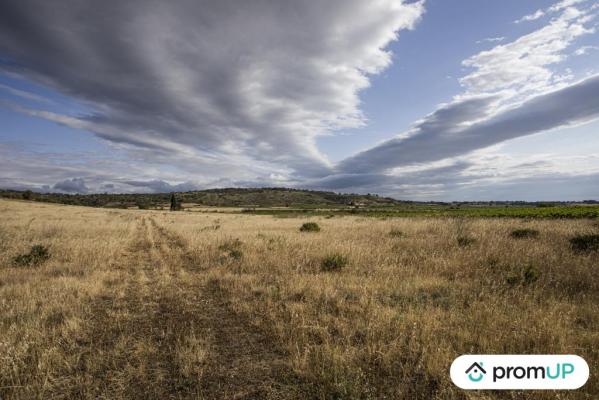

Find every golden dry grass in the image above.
[0,199,597,399]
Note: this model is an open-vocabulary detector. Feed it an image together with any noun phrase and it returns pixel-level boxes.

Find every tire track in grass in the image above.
[148,216,311,399]
[194,277,310,399]
[50,215,192,399]
[51,214,310,399]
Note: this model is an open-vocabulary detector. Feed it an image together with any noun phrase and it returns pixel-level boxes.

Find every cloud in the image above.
[304,160,473,191]
[0,82,52,103]
[463,4,595,96]
[514,10,545,24]
[1,0,597,201]
[0,0,424,179]
[329,1,597,184]
[574,45,599,55]
[53,177,88,193]
[514,0,589,23]
[476,37,505,44]
[549,0,588,13]
[123,180,199,193]
[338,74,599,174]
[437,171,599,202]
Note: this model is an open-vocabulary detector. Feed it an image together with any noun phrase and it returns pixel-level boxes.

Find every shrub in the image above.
[570,234,599,252]
[228,249,243,260]
[388,229,404,238]
[219,238,243,260]
[219,238,242,251]
[510,228,539,239]
[13,244,50,267]
[321,254,348,272]
[505,264,540,287]
[457,236,476,247]
[300,222,320,232]
[523,265,540,286]
[505,274,520,286]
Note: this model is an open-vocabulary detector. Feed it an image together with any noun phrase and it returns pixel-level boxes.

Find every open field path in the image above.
[46,214,307,400]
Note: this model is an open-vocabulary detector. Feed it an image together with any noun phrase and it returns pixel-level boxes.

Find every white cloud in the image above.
[515,9,545,24]
[514,0,589,23]
[337,74,599,174]
[549,0,588,13]
[0,0,425,180]
[0,83,52,104]
[462,4,595,98]
[476,36,505,44]
[575,45,599,55]
[333,2,599,194]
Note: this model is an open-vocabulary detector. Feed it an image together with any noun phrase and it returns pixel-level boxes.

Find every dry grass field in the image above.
[0,198,597,399]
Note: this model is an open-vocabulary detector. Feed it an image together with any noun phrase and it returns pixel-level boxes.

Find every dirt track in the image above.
[52,215,306,400]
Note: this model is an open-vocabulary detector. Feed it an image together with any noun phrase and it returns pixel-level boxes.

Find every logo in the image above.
[465,362,486,382]
[450,355,589,390]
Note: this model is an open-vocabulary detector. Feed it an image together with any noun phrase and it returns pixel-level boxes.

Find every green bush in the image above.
[229,249,243,260]
[300,222,320,232]
[321,254,348,272]
[510,228,539,239]
[457,236,476,247]
[523,265,540,286]
[570,234,599,252]
[13,244,50,267]
[388,229,404,238]
[505,274,520,286]
[505,264,540,287]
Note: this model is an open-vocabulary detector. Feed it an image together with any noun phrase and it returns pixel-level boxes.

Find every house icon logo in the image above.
[465,362,486,382]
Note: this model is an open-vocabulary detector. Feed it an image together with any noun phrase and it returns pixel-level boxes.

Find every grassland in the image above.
[1,199,598,399]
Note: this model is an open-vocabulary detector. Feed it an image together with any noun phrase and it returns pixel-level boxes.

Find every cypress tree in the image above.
[170,192,178,211]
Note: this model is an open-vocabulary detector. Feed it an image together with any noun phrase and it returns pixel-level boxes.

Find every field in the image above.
[240,204,599,219]
[1,199,598,399]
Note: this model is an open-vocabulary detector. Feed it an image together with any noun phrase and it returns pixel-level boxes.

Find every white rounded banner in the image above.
[450,355,589,390]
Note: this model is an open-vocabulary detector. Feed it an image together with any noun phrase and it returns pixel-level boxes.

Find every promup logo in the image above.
[451,355,589,390]
[465,362,486,382]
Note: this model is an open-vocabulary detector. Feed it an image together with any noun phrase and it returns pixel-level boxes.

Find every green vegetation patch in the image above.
[510,228,540,239]
[300,222,321,232]
[457,236,476,247]
[388,229,405,238]
[570,234,599,252]
[13,244,50,267]
[506,264,540,287]
[321,254,348,272]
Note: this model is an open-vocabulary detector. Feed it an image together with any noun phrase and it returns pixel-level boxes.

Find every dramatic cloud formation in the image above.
[334,1,598,193]
[0,0,424,179]
[338,74,599,174]
[0,0,598,199]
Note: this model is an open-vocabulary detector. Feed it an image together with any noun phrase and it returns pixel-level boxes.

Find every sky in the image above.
[0,0,598,201]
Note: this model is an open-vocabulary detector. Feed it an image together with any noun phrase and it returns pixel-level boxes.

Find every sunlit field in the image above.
[1,199,597,399]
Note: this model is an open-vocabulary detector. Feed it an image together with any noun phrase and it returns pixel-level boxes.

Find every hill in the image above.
[0,187,401,208]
